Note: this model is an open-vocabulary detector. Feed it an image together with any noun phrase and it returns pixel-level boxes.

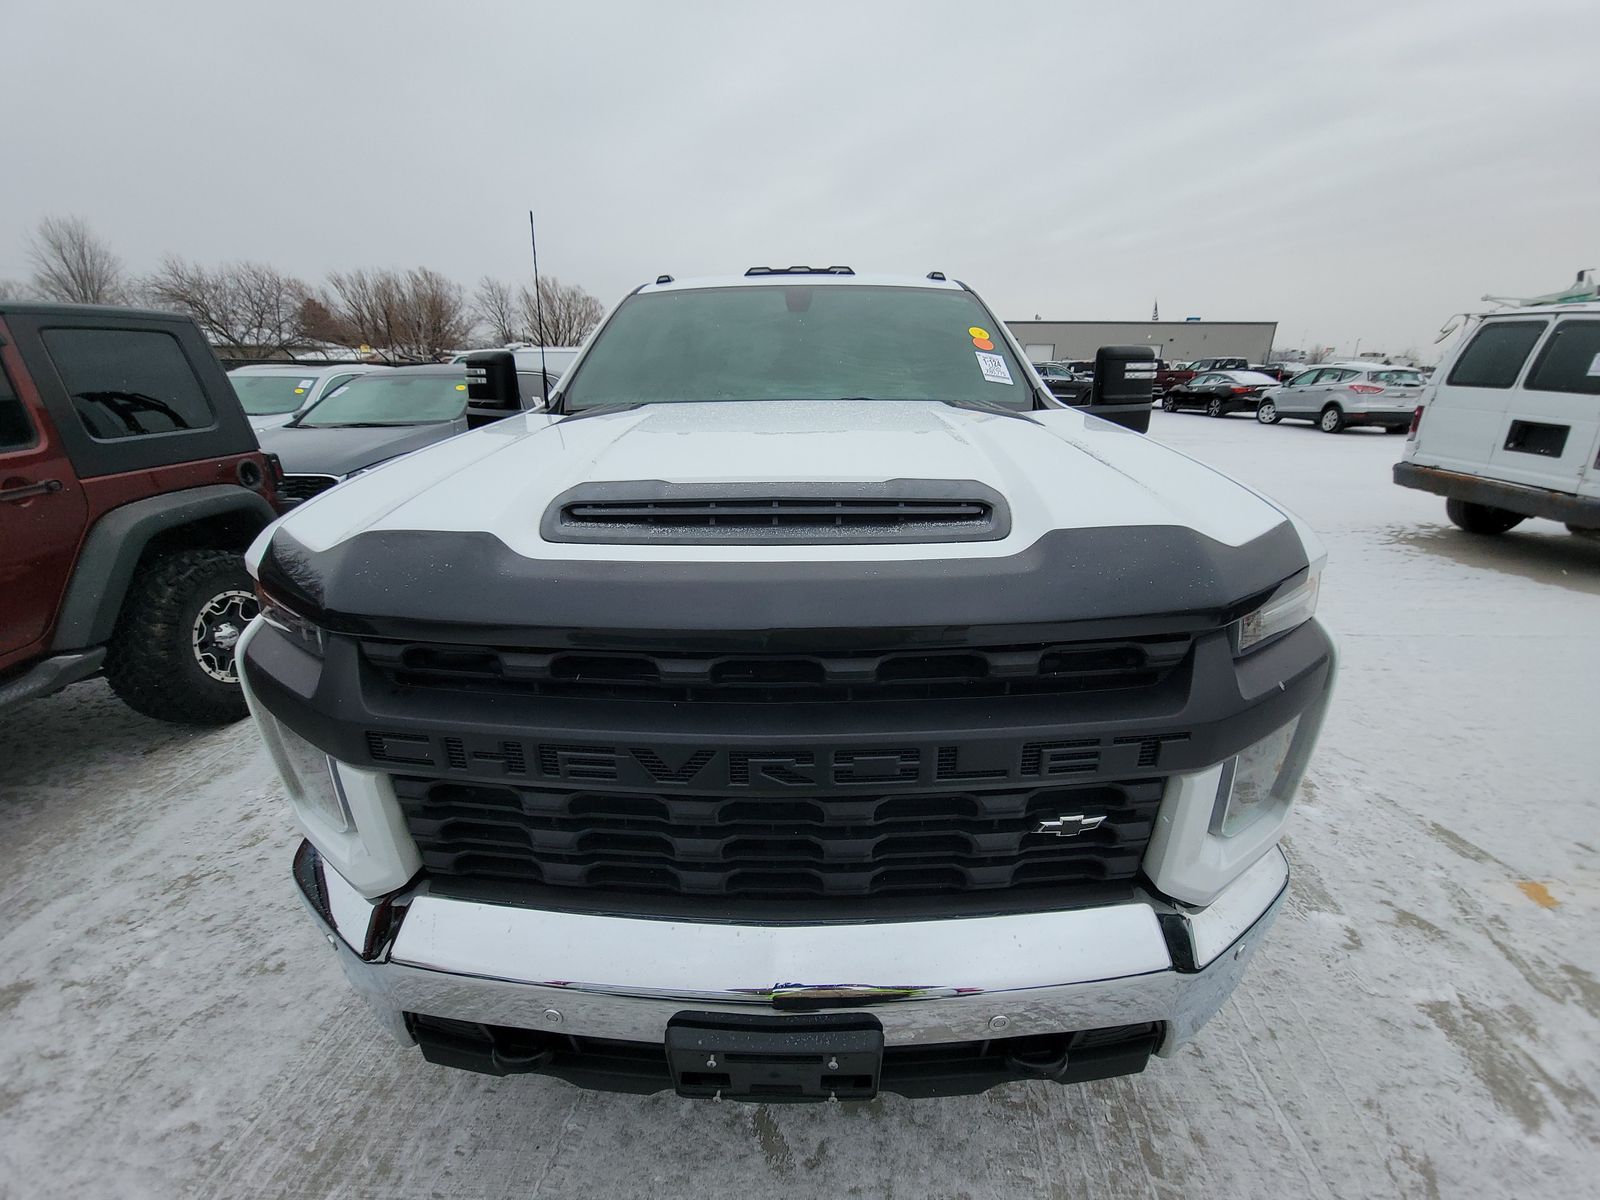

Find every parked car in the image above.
[0,302,281,723]
[240,265,1333,1099]
[1033,361,1093,405]
[1258,363,1423,433]
[1395,303,1600,534]
[257,363,552,506]
[229,362,388,433]
[1248,364,1297,385]
[1160,370,1280,416]
[1155,360,1197,396]
[1186,356,1250,373]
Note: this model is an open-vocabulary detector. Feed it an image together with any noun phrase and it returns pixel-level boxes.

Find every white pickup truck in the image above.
[240,267,1336,1100]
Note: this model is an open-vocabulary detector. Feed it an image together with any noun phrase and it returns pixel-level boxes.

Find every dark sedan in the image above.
[259,364,548,505]
[1160,370,1281,418]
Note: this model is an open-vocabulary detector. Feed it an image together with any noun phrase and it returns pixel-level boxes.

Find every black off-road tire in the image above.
[104,548,257,725]
[1445,498,1525,536]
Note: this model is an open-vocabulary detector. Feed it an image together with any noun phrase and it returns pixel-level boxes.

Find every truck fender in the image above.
[50,485,277,652]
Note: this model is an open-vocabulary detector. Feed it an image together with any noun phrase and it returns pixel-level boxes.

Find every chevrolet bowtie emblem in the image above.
[1033,814,1106,837]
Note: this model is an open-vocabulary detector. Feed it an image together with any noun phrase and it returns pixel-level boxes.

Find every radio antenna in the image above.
[528,210,550,408]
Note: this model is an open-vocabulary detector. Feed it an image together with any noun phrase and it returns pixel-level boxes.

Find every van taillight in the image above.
[1408,406,1423,438]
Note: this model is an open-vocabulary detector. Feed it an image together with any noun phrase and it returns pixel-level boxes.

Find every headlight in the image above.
[1237,568,1320,653]
[1211,717,1302,836]
[258,586,326,658]
[258,710,353,834]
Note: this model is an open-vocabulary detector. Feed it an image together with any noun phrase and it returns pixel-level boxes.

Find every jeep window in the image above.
[560,285,1032,411]
[231,372,316,415]
[294,373,467,427]
[1446,320,1546,389]
[1524,320,1600,396]
[0,363,36,451]
[41,328,215,440]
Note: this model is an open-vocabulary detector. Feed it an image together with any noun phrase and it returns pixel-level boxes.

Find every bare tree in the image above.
[324,267,472,361]
[0,278,33,301]
[473,276,521,345]
[145,257,312,359]
[517,276,604,346]
[27,215,127,304]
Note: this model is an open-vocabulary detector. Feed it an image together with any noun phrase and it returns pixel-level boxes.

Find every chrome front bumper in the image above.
[301,844,1289,1057]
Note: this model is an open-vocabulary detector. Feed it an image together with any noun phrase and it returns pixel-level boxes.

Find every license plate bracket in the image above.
[666,1011,884,1101]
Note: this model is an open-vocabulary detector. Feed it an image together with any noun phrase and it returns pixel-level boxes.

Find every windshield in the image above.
[230,372,317,415]
[560,285,1032,411]
[295,373,467,427]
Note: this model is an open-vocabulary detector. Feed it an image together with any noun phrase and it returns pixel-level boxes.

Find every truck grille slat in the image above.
[362,636,1191,704]
[278,473,340,504]
[394,777,1163,901]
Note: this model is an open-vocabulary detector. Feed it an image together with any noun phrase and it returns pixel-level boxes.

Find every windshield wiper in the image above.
[936,397,1035,419]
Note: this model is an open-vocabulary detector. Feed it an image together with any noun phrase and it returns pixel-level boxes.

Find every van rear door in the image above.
[1412,318,1548,474]
[1480,317,1600,494]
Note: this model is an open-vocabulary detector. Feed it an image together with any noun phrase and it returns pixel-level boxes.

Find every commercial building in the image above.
[1006,320,1278,365]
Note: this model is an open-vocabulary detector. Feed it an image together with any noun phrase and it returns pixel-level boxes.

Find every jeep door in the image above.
[1482,316,1600,494]
[0,328,88,666]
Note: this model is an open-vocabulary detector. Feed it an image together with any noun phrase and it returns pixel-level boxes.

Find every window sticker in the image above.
[297,378,315,388]
[975,351,1013,385]
[455,383,467,391]
[968,325,995,350]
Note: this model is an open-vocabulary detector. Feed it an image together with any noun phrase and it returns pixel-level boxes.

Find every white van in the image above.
[1395,302,1600,535]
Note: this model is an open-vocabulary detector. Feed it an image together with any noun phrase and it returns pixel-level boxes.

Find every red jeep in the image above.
[0,303,281,724]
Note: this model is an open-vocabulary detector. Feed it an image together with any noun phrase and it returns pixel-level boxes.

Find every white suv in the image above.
[1395,303,1600,534]
[1258,362,1424,433]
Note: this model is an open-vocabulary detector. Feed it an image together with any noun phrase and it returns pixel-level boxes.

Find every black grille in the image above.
[394,776,1163,901]
[278,474,339,504]
[361,635,1191,704]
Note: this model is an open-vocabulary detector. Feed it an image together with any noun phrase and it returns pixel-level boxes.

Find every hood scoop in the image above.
[541,479,1011,545]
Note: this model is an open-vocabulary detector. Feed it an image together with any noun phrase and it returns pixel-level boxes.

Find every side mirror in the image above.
[462,350,521,428]
[1091,345,1158,408]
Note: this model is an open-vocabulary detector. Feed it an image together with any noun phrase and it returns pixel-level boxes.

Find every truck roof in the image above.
[1473,300,1600,318]
[638,272,964,295]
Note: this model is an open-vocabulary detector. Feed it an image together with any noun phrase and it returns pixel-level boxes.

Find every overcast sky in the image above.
[4,0,1597,359]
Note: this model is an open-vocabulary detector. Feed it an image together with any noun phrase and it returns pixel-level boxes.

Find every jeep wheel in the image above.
[1319,405,1346,433]
[1206,398,1225,418]
[1256,400,1280,424]
[1446,499,1525,536]
[105,548,258,725]
[1161,395,1177,412]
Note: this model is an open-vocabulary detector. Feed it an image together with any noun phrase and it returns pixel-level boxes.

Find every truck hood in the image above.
[251,401,1311,634]
[258,420,466,479]
[267,400,1292,558]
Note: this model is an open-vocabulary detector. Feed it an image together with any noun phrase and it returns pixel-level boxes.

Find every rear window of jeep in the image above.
[42,327,215,439]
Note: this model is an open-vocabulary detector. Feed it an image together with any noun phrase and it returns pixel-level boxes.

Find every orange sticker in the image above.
[972,337,994,351]
[968,326,990,339]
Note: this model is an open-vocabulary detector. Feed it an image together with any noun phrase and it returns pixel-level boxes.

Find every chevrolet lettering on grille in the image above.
[363,730,1191,788]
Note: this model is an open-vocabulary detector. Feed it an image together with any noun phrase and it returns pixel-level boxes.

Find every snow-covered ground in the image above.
[2,412,1596,1200]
